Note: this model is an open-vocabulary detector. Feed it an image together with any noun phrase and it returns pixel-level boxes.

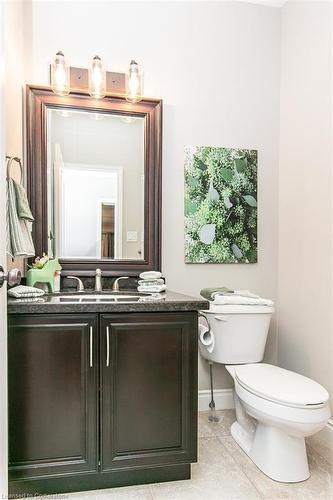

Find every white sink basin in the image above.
[9,292,166,305]
[54,291,165,303]
[58,293,142,302]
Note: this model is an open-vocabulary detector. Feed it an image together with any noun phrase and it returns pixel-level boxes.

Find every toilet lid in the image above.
[235,363,329,407]
[204,304,274,314]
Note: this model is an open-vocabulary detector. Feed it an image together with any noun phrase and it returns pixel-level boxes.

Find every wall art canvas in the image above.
[184,146,257,264]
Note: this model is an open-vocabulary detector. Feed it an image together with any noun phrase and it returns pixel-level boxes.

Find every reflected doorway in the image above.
[101,204,115,259]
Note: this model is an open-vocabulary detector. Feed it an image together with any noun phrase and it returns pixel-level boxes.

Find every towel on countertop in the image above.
[213,295,273,307]
[7,178,35,258]
[138,278,165,286]
[232,290,260,299]
[137,284,167,293]
[200,287,233,301]
[8,285,45,298]
[138,271,166,294]
[200,287,261,301]
[139,271,162,280]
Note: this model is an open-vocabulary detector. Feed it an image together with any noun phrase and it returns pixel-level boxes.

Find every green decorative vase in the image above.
[26,259,62,293]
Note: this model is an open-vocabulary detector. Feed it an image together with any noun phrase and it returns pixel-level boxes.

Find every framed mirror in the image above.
[26,86,162,276]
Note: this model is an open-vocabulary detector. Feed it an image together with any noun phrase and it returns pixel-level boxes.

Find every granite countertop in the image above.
[7,290,209,315]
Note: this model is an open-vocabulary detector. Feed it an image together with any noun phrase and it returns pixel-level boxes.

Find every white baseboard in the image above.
[198,389,234,412]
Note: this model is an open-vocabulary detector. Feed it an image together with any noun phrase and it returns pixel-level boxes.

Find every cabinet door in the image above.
[8,314,98,480]
[100,312,198,471]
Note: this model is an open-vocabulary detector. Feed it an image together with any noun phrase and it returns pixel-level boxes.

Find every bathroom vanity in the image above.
[8,292,208,496]
[5,81,210,497]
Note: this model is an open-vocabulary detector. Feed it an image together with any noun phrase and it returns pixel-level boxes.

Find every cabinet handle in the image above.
[90,326,93,368]
[106,326,110,367]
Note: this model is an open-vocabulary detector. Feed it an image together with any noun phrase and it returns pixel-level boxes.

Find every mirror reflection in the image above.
[47,108,145,260]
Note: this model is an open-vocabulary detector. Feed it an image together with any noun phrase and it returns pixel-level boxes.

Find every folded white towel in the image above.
[8,285,45,298]
[139,271,162,280]
[138,278,165,286]
[211,289,260,299]
[234,290,260,299]
[138,284,166,293]
[213,295,273,307]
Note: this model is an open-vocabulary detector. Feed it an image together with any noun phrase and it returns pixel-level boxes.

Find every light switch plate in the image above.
[127,231,138,242]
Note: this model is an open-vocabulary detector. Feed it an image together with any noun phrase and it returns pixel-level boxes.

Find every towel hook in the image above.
[6,156,23,184]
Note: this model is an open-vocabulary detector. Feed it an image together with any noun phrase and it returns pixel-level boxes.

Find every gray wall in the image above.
[278,0,333,412]
[26,0,281,391]
[7,1,332,405]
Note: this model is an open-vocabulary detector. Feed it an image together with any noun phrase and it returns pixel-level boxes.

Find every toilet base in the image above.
[231,421,310,483]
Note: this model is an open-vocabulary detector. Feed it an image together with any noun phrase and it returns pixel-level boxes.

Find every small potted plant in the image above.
[26,254,62,293]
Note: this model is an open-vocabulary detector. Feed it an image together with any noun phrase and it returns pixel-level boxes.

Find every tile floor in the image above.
[26,410,333,500]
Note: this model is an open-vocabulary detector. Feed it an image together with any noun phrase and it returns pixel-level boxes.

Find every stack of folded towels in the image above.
[137,271,166,293]
[7,285,45,303]
[200,286,273,306]
[8,285,45,298]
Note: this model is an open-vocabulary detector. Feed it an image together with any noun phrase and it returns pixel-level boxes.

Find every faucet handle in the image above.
[67,276,85,292]
[112,276,129,292]
[95,268,103,292]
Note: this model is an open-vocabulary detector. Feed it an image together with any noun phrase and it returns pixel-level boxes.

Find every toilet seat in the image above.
[234,363,329,409]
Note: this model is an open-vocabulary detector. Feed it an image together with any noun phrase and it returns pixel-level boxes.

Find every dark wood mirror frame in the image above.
[26,85,162,277]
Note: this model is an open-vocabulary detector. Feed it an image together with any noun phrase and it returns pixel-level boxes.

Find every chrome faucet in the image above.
[67,276,85,292]
[112,276,129,292]
[95,268,102,292]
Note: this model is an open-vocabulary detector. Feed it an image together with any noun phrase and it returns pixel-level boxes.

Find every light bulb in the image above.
[56,109,72,118]
[89,112,104,121]
[126,60,143,103]
[51,51,70,96]
[120,116,137,124]
[89,55,106,99]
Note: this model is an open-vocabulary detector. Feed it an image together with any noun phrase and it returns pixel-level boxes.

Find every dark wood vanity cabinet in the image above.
[100,313,197,471]
[8,314,99,480]
[8,311,198,496]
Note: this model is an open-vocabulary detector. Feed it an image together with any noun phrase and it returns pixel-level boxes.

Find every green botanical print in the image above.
[184,146,257,263]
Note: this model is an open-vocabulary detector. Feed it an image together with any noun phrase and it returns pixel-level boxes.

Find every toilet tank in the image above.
[199,304,274,364]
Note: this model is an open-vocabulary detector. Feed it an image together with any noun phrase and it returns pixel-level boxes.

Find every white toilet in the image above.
[199,303,331,483]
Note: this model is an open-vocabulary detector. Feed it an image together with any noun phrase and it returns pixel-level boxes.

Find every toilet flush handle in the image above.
[214,315,228,321]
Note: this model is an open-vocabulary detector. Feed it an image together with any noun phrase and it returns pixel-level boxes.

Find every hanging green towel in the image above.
[13,180,34,221]
[7,178,35,258]
[200,286,233,301]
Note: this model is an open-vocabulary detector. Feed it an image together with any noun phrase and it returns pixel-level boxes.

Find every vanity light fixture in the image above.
[126,60,143,103]
[88,55,106,99]
[50,53,143,99]
[50,51,70,96]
